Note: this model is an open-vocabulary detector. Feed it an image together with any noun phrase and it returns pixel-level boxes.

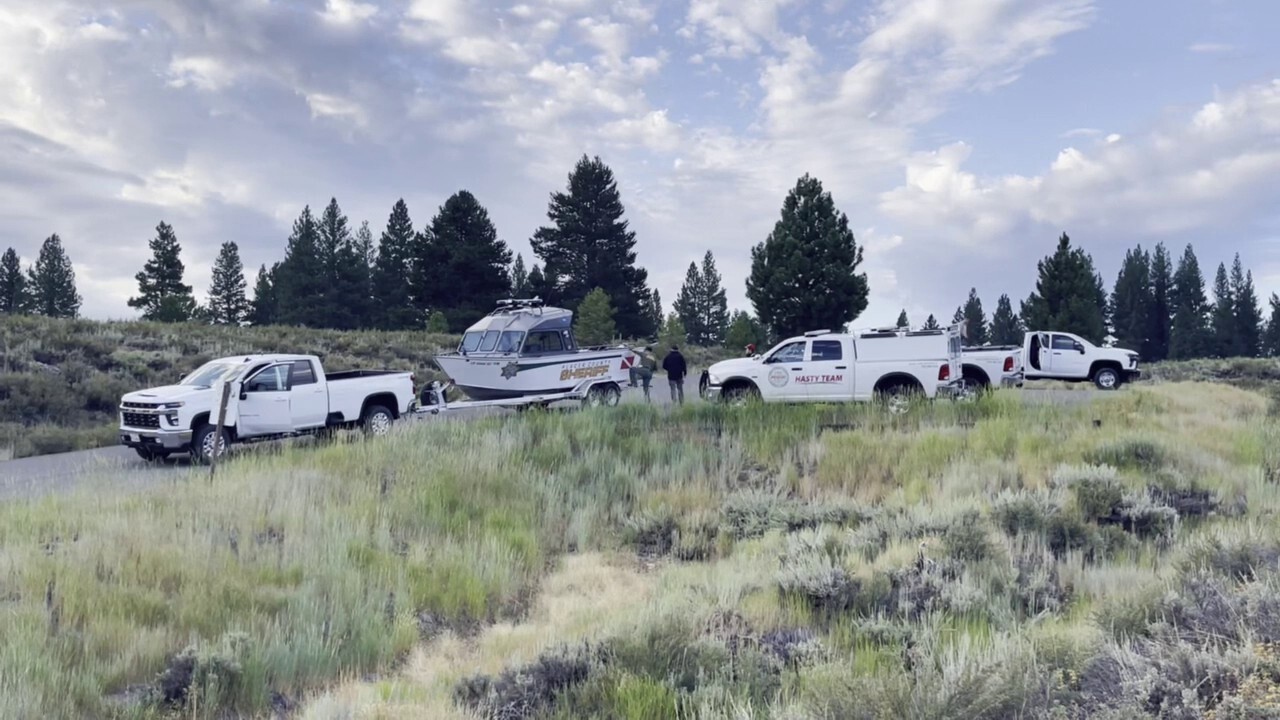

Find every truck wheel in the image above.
[1093,367,1121,391]
[722,385,759,407]
[877,384,919,415]
[362,405,395,437]
[191,424,228,464]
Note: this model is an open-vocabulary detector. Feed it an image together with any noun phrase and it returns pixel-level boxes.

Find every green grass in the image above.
[3,382,1280,718]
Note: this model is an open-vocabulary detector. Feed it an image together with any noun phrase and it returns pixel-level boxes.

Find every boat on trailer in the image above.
[424,298,636,410]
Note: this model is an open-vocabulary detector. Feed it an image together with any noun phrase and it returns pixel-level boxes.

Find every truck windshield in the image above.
[180,361,246,388]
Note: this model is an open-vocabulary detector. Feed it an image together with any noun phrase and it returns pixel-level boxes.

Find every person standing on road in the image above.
[662,344,687,404]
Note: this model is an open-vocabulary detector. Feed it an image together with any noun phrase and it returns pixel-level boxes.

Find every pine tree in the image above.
[1110,246,1151,354]
[952,306,965,325]
[313,198,371,330]
[527,264,552,301]
[510,254,529,297]
[274,206,326,327]
[922,314,941,331]
[1020,233,1107,344]
[372,199,421,330]
[354,220,376,323]
[420,191,513,330]
[701,251,729,345]
[27,234,81,318]
[1169,245,1211,360]
[960,288,989,345]
[128,221,196,322]
[989,294,1023,346]
[531,155,653,337]
[896,310,909,328]
[249,264,279,326]
[0,247,29,314]
[747,174,869,339]
[575,287,616,346]
[1145,243,1173,362]
[207,241,249,325]
[726,310,766,351]
[674,262,705,345]
[1210,262,1235,358]
[645,290,663,339]
[1230,255,1263,358]
[1264,294,1280,358]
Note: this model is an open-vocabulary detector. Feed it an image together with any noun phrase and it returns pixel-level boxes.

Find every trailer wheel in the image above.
[602,383,622,407]
[191,424,229,464]
[583,384,618,409]
[362,405,395,437]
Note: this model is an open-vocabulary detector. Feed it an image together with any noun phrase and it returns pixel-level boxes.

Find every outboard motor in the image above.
[419,381,449,407]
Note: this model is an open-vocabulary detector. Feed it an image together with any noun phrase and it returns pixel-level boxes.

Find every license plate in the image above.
[128,433,139,442]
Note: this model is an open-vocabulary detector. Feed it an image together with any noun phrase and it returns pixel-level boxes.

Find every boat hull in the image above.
[435,349,635,400]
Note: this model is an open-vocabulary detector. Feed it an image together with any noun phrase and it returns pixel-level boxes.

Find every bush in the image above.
[942,510,996,563]
[1085,438,1169,473]
[992,489,1062,537]
[454,643,600,719]
[720,490,867,540]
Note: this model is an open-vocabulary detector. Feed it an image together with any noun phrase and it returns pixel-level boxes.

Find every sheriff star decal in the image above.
[501,362,519,379]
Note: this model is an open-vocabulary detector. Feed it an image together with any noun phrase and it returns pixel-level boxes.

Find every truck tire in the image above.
[191,424,228,464]
[722,384,759,407]
[1093,366,1121,391]
[362,405,394,437]
[877,384,920,415]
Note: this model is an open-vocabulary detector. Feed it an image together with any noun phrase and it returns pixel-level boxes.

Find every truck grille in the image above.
[122,412,161,429]
[122,401,160,410]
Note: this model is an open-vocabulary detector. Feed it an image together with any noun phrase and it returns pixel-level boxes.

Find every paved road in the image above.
[0,381,1096,502]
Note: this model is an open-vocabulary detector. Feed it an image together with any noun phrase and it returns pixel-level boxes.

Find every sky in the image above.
[2,0,1279,328]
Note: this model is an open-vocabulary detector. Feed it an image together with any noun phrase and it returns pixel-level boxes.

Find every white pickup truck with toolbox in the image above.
[119,354,415,462]
[1022,331,1141,389]
[700,325,964,409]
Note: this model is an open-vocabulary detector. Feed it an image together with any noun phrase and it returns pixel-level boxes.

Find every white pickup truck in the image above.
[1022,331,1141,389]
[700,325,964,409]
[960,345,1024,392]
[119,354,416,462]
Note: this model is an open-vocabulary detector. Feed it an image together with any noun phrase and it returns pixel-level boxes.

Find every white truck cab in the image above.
[1022,331,1140,389]
[119,354,415,462]
[701,325,964,407]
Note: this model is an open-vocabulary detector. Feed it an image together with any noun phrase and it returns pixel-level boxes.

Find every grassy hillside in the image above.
[4,384,1280,718]
[0,315,733,460]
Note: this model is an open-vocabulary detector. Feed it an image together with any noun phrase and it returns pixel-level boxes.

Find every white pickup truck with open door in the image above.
[700,325,964,410]
[1021,331,1141,389]
[119,354,416,462]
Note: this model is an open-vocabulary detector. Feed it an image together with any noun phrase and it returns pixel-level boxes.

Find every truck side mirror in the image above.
[1075,343,1085,354]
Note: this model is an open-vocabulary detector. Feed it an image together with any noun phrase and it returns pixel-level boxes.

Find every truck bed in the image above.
[326,369,404,382]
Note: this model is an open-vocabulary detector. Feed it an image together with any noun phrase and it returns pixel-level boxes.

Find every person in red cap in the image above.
[744,343,756,356]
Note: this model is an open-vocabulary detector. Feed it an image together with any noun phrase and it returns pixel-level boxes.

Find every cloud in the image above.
[319,0,377,27]
[1189,42,1234,54]
[0,0,1274,330]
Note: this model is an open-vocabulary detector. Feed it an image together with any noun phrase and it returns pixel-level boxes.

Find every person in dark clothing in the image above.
[662,345,687,404]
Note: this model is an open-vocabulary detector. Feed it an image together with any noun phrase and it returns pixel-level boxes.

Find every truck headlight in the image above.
[160,402,185,409]
[708,372,722,386]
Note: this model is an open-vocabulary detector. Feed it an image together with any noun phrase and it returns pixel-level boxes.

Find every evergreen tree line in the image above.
[5,161,1278,363]
[920,235,1278,360]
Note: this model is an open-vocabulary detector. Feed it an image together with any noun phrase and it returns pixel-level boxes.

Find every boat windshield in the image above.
[460,332,483,353]
[180,361,246,388]
[496,331,524,353]
[478,331,500,352]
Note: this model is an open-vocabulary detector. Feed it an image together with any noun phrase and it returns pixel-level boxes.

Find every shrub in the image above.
[777,531,859,616]
[942,510,996,563]
[1085,438,1169,473]
[1069,470,1126,522]
[720,490,868,541]
[992,489,1062,537]
[454,643,601,720]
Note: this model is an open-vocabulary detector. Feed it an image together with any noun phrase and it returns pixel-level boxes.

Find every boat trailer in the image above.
[411,377,626,415]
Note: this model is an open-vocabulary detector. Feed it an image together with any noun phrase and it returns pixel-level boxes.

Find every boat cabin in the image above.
[456,299,580,357]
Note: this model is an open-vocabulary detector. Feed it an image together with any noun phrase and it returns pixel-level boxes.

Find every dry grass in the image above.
[2,381,1278,719]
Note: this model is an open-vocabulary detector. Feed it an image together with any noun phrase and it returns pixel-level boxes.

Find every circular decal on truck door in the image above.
[768,368,789,387]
